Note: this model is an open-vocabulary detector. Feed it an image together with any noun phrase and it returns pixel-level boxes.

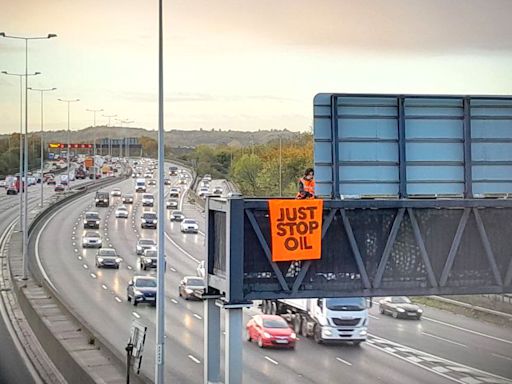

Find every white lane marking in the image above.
[90,273,97,279]
[264,356,279,365]
[132,312,140,319]
[72,242,76,246]
[492,353,512,362]
[423,316,512,345]
[127,265,133,270]
[188,355,200,364]
[421,332,467,348]
[193,313,202,320]
[0,223,43,384]
[115,297,122,303]
[369,334,511,383]
[170,267,176,272]
[171,298,178,304]
[164,232,199,263]
[77,256,82,260]
[336,357,352,366]
[102,284,108,290]
[369,315,380,320]
[74,249,78,253]
[35,209,60,292]
[83,264,89,269]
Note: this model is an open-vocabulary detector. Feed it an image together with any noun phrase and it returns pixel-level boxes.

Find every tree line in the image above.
[0,133,46,178]
[176,132,313,197]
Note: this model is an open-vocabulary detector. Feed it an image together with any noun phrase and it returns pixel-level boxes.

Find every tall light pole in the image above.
[279,134,282,197]
[103,114,117,157]
[1,31,56,280]
[116,118,134,158]
[156,0,165,382]
[58,99,80,190]
[86,108,103,183]
[29,87,56,207]
[2,71,40,233]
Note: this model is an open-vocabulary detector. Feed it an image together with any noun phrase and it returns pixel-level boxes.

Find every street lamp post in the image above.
[29,87,56,207]
[58,99,80,190]
[86,108,103,183]
[2,71,41,233]
[1,31,56,280]
[103,114,117,157]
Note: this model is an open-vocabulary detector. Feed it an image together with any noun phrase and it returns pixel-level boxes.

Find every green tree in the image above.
[232,154,262,196]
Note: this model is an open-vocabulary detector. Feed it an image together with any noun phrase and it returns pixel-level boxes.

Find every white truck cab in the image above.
[263,297,368,345]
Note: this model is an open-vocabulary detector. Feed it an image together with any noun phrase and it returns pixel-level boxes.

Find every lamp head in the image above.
[48,34,57,39]
[0,33,5,37]
[1,71,7,74]
[35,72,41,75]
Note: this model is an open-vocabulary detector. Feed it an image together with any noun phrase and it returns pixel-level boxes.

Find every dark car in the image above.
[122,193,134,204]
[6,186,18,195]
[95,191,110,207]
[164,178,171,185]
[83,212,100,229]
[141,212,157,229]
[127,276,157,306]
[54,184,65,193]
[379,296,423,319]
[178,276,206,300]
[95,248,122,269]
[139,249,166,271]
[47,178,56,185]
[170,210,185,222]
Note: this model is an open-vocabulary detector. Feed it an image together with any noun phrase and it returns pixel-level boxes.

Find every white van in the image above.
[135,178,146,193]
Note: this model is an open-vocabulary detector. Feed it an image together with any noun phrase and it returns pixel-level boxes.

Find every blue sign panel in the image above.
[314,94,512,198]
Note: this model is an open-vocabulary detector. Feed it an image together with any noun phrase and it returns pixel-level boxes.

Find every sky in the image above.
[1,0,512,134]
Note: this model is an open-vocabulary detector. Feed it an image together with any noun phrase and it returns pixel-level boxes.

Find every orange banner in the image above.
[268,199,323,262]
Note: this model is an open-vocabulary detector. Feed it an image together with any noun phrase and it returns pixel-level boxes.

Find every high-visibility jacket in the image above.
[296,177,315,199]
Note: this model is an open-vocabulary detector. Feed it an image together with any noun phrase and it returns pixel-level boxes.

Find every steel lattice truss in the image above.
[206,199,512,303]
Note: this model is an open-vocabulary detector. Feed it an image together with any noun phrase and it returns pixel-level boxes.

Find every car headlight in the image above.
[115,258,122,263]
[360,330,367,336]
[144,258,152,264]
[290,332,297,339]
[185,288,193,293]
[95,199,99,202]
[154,220,158,223]
[103,199,107,202]
[263,332,272,339]
[417,308,423,313]
[95,220,100,224]
[97,257,104,262]
[324,329,333,336]
[137,246,141,251]
[397,307,405,312]
[142,219,146,223]
[83,220,87,224]
[133,289,142,296]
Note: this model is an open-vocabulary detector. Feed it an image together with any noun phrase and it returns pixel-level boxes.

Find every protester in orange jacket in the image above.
[296,168,315,199]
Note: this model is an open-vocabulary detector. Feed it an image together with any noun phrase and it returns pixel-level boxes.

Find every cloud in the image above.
[114,91,297,103]
[183,0,512,54]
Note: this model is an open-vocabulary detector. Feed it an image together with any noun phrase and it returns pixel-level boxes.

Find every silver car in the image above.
[180,219,199,234]
[115,205,129,218]
[82,231,102,248]
[136,238,157,255]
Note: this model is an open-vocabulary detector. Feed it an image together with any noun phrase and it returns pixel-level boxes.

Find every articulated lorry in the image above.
[261,297,368,345]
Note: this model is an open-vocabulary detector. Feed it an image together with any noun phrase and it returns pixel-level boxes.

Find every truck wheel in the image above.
[313,325,323,344]
[293,315,302,334]
[270,301,277,315]
[300,316,309,337]
[262,300,268,314]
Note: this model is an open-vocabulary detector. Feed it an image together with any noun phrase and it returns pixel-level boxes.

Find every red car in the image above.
[246,315,296,349]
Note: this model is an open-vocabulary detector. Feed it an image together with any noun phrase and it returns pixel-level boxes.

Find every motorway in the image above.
[35,162,512,384]
[0,169,97,384]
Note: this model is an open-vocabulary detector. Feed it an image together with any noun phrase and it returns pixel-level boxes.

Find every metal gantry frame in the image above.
[204,197,512,383]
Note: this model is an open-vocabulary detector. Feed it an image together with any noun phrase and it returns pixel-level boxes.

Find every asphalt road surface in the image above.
[36,162,512,384]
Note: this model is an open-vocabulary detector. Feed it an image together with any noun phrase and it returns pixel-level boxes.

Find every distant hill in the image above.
[1,126,301,148]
